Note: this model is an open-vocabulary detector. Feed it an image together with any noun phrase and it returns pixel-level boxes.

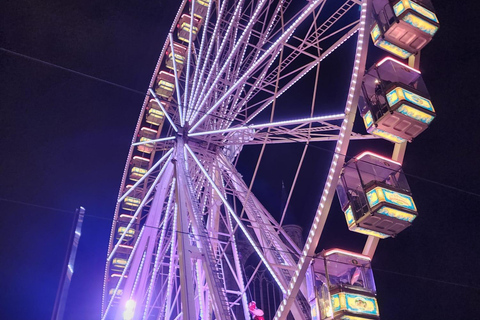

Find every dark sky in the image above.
[1,0,479,319]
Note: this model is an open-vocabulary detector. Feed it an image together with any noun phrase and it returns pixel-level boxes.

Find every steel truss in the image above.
[101,0,396,319]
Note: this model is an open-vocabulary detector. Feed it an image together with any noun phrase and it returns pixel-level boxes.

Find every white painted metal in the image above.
[102,0,383,319]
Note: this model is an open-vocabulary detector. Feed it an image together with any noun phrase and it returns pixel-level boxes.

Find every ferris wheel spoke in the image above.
[189,0,325,134]
[187,0,215,117]
[167,33,186,127]
[148,88,179,132]
[184,144,287,295]
[117,148,174,204]
[188,0,245,123]
[189,0,269,126]
[181,5,198,126]
[274,1,371,318]
[142,179,177,319]
[243,22,360,124]
[245,125,380,145]
[163,206,178,320]
[188,0,230,121]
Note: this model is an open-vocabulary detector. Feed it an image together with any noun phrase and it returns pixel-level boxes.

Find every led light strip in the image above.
[187,0,214,118]
[188,0,326,133]
[143,179,176,319]
[323,248,371,261]
[108,157,173,262]
[188,0,246,122]
[188,113,344,137]
[355,151,401,166]
[273,0,369,318]
[185,144,287,294]
[188,0,230,121]
[376,56,421,74]
[117,148,174,203]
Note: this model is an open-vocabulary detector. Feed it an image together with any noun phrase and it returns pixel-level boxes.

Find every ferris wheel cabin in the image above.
[371,0,439,59]
[165,42,187,73]
[336,152,417,238]
[309,249,379,320]
[145,99,166,126]
[137,127,158,154]
[177,14,201,43]
[359,57,435,143]
[155,71,175,99]
[129,156,149,182]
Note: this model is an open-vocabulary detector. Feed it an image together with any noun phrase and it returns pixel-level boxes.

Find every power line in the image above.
[5,46,476,201]
[1,196,479,291]
[1,47,245,122]
[1,47,146,95]
[3,43,478,291]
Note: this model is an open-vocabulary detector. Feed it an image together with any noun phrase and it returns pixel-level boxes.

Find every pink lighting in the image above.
[355,151,401,166]
[323,248,371,261]
[376,56,421,74]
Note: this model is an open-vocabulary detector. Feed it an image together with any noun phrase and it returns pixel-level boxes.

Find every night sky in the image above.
[1,0,479,319]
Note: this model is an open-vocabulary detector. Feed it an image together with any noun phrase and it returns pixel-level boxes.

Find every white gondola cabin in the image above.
[145,99,166,126]
[371,0,439,58]
[336,152,417,238]
[309,249,379,320]
[165,42,187,73]
[155,71,175,99]
[177,14,201,43]
[359,57,435,143]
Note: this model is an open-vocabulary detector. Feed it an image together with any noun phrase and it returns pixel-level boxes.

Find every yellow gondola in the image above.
[165,42,187,73]
[137,127,158,154]
[177,14,201,43]
[155,71,175,99]
[129,156,149,181]
[189,0,210,20]
[122,196,141,211]
[309,249,379,320]
[336,152,417,238]
[146,99,166,126]
[359,57,435,142]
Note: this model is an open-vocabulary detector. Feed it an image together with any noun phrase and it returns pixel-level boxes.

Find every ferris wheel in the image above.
[101,0,439,319]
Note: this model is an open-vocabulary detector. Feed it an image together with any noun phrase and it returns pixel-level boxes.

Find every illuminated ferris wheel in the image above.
[102,0,439,319]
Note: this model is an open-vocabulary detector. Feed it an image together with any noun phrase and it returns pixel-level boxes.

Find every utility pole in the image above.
[51,207,85,320]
